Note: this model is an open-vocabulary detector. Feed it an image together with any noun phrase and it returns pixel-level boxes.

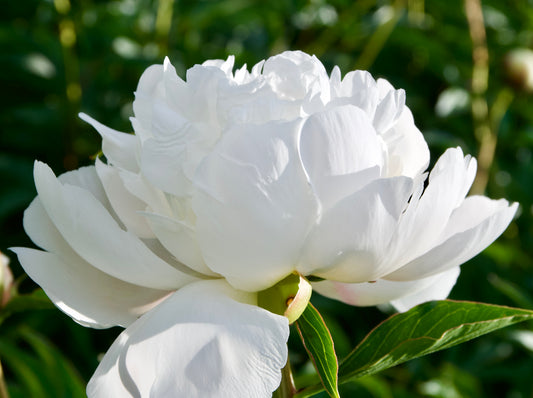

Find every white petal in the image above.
[14,248,170,328]
[299,177,413,282]
[380,107,429,178]
[386,198,518,281]
[335,70,380,117]
[87,280,289,398]
[17,198,170,328]
[79,113,139,172]
[299,104,385,208]
[372,86,405,134]
[313,267,460,310]
[143,212,219,276]
[95,159,154,238]
[394,148,477,265]
[34,162,197,290]
[193,119,319,291]
[263,50,330,103]
[390,267,460,312]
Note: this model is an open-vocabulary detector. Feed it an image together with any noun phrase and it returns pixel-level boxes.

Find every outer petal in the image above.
[15,198,170,328]
[79,113,139,172]
[193,119,319,291]
[298,176,413,282]
[390,267,460,312]
[393,147,477,267]
[313,266,460,311]
[33,162,197,290]
[386,197,518,281]
[87,280,289,398]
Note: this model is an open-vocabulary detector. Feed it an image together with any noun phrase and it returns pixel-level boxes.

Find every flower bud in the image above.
[504,48,533,92]
[0,251,13,307]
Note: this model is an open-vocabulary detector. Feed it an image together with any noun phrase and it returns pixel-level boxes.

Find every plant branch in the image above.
[464,0,493,195]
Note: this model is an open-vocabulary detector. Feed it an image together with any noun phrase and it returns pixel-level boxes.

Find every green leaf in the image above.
[0,326,86,398]
[0,289,54,324]
[339,300,533,382]
[295,303,340,398]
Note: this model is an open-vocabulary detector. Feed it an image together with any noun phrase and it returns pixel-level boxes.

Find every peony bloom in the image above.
[14,51,517,397]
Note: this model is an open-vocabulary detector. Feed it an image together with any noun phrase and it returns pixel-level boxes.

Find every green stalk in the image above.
[0,358,10,398]
[273,356,296,398]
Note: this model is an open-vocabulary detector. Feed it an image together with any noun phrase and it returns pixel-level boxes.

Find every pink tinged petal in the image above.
[95,159,154,239]
[17,199,170,328]
[390,267,460,312]
[299,104,385,208]
[396,148,477,264]
[87,280,289,398]
[386,197,518,281]
[193,119,319,292]
[79,113,139,172]
[33,161,197,290]
[298,176,413,282]
[143,212,219,277]
[312,267,459,310]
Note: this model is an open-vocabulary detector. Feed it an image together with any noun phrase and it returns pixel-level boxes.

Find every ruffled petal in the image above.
[313,267,460,310]
[193,119,319,291]
[33,162,198,290]
[15,198,170,328]
[262,50,330,104]
[87,280,289,398]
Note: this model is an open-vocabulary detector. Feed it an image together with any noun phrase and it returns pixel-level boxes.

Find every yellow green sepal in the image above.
[258,272,312,324]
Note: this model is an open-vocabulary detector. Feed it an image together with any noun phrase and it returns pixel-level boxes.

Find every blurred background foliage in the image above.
[1,0,533,397]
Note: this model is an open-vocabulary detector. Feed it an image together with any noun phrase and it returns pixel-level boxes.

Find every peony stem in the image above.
[464,0,493,195]
[0,358,10,398]
[273,356,296,398]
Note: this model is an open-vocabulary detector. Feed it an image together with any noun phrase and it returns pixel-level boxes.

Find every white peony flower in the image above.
[14,50,517,397]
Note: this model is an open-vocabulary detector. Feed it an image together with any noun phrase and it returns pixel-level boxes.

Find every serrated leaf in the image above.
[339,300,533,382]
[295,303,339,398]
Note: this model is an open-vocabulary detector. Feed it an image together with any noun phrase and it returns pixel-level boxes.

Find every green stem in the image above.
[354,0,404,71]
[0,358,10,398]
[273,356,296,398]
